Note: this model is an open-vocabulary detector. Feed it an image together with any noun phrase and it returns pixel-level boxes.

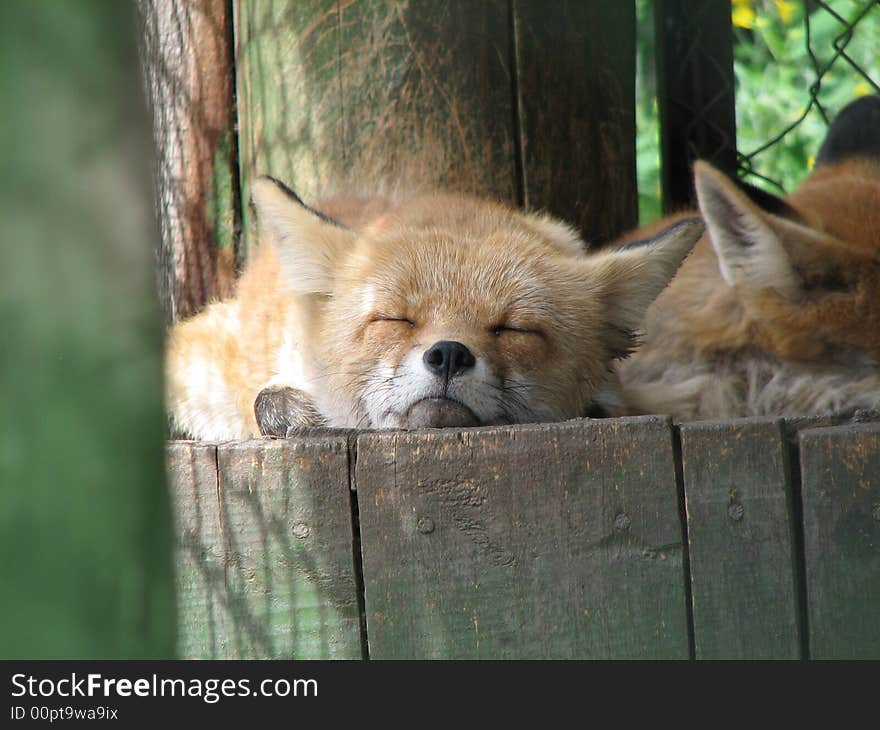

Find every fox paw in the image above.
[254,386,323,437]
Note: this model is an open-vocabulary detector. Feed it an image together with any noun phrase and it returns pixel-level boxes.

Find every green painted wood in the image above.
[679,418,801,659]
[0,0,175,658]
[799,423,880,659]
[235,0,517,253]
[513,0,637,244]
[166,441,235,658]
[212,435,362,658]
[355,417,690,659]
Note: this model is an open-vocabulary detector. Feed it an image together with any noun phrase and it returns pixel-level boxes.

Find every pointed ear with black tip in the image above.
[587,217,704,351]
[250,176,356,294]
[694,161,839,300]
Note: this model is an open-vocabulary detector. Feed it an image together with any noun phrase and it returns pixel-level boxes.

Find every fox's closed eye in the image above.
[168,172,700,439]
[490,324,544,338]
[371,315,416,328]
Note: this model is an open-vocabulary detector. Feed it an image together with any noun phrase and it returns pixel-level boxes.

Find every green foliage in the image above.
[636,0,880,223]
[734,0,879,193]
[636,0,662,224]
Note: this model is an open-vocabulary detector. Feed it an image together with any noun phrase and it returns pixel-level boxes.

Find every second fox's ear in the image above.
[250,176,356,294]
[587,217,704,353]
[694,160,837,300]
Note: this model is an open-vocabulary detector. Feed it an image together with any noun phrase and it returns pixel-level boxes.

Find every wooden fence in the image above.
[167,415,880,659]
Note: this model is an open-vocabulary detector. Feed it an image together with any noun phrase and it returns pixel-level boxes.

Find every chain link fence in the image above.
[736,0,880,193]
[640,0,880,219]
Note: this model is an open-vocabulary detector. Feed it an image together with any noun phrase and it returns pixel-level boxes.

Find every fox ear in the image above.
[250,176,355,294]
[694,160,832,299]
[589,217,703,348]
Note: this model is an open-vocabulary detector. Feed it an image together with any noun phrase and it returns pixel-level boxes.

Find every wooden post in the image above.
[234,0,637,252]
[139,0,241,322]
[513,0,637,244]
[0,0,175,658]
[654,0,737,211]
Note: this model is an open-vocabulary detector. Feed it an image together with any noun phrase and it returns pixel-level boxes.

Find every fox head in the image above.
[692,95,880,365]
[250,178,702,428]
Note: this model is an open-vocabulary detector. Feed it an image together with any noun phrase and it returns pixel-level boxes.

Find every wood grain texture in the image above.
[235,0,517,252]
[799,423,880,659]
[167,441,233,658]
[218,436,362,658]
[679,418,801,659]
[653,0,737,211]
[139,0,240,322]
[168,435,363,658]
[513,0,637,244]
[355,416,690,659]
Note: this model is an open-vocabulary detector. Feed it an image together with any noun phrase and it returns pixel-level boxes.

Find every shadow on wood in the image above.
[167,414,880,659]
[356,416,689,659]
[168,436,362,659]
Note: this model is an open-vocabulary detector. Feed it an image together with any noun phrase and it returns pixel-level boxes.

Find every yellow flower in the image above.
[775,0,797,24]
[732,4,756,29]
[807,155,815,170]
[854,81,873,97]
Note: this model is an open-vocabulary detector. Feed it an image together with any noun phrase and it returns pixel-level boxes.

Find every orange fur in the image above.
[166,182,701,439]
[614,149,880,420]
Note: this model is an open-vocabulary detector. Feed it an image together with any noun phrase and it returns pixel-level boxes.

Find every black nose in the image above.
[423,341,476,380]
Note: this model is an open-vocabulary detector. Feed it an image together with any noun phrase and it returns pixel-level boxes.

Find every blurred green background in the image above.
[0,1,175,658]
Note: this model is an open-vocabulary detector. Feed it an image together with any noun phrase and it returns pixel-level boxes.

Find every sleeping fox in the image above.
[165,181,702,440]
[614,95,880,420]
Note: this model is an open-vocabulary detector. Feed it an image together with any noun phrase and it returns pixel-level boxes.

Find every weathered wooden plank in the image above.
[513,0,637,244]
[235,0,517,253]
[784,412,880,438]
[139,0,240,322]
[679,418,801,659]
[0,0,174,658]
[213,435,363,658]
[355,416,690,659]
[799,423,880,659]
[166,441,235,659]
